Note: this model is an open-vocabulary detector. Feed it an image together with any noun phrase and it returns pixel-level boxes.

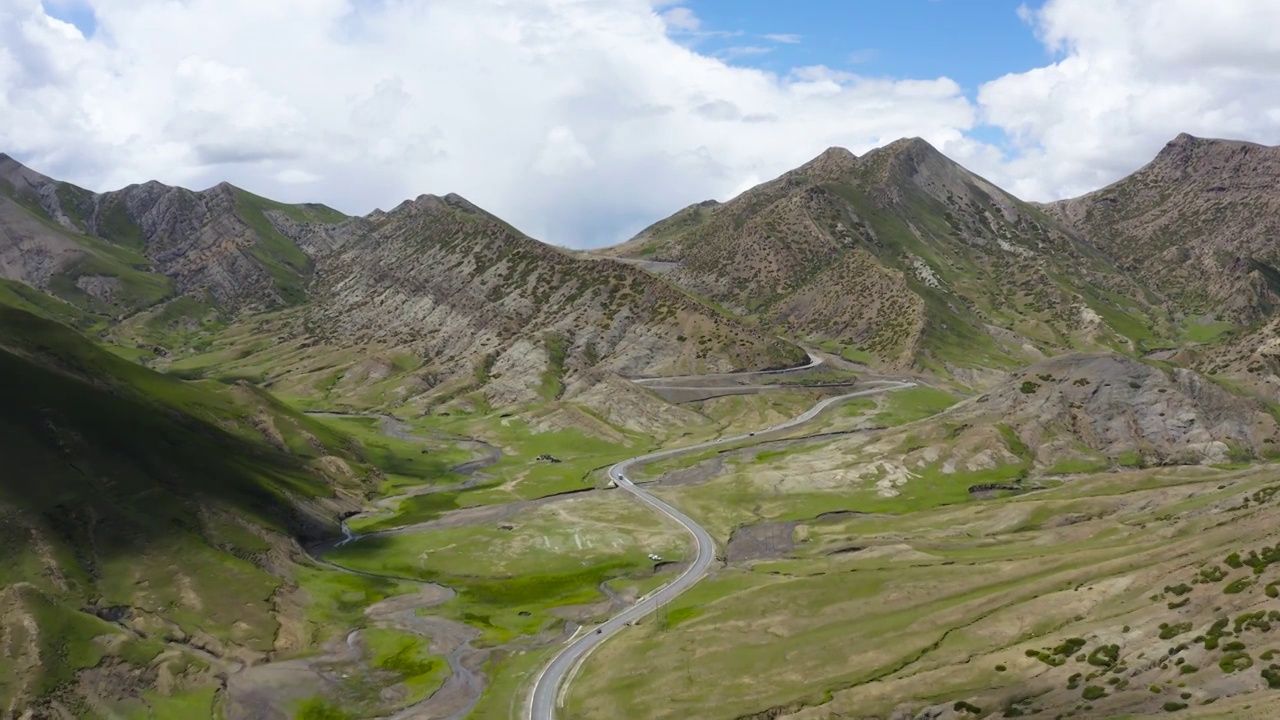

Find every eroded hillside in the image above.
[606,139,1168,375]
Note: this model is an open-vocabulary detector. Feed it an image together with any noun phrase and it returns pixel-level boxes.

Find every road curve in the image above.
[527,380,916,720]
[632,350,824,385]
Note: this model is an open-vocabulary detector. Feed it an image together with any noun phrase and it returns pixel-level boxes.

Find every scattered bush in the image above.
[1262,664,1280,689]
[1019,381,1040,394]
[1199,565,1227,583]
[1088,644,1120,667]
[1082,686,1107,701]
[1223,577,1253,594]
[953,701,983,715]
[1159,622,1193,640]
[1218,652,1253,673]
[1163,701,1188,712]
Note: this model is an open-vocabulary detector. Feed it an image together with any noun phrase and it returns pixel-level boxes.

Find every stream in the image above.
[226,412,506,720]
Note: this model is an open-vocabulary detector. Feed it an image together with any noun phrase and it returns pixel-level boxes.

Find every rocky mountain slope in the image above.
[204,192,805,409]
[863,352,1280,489]
[604,138,1167,376]
[1,155,804,406]
[0,153,351,315]
[0,299,379,717]
[1047,133,1280,325]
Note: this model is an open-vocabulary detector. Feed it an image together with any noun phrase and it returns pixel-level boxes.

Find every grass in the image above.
[565,457,1280,719]
[1180,317,1235,345]
[117,687,218,719]
[328,493,688,644]
[232,187,341,306]
[873,385,959,426]
[361,628,450,703]
[0,303,384,713]
[294,566,419,646]
[349,412,651,531]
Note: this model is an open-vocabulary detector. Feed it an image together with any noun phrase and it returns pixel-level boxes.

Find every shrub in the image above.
[1020,380,1040,394]
[1199,565,1227,583]
[1081,686,1107,701]
[1159,622,1193,640]
[1218,652,1253,673]
[995,664,1007,672]
[953,701,983,715]
[1163,701,1188,712]
[1223,577,1253,594]
[1087,644,1120,667]
[1262,664,1280,689]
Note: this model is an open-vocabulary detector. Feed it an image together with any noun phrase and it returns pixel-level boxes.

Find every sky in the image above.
[4,0,1280,248]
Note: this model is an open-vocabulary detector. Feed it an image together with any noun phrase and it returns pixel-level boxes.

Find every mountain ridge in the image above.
[603,136,1168,377]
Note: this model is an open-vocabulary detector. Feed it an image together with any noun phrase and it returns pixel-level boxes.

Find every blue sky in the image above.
[679,1,1050,95]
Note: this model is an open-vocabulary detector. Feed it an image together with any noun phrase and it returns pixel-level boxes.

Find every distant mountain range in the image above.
[4,132,1280,403]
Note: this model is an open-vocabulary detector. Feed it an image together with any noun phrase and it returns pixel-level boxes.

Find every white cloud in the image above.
[763,33,802,44]
[2,0,1278,249]
[275,168,321,185]
[659,6,700,32]
[0,0,978,247]
[977,0,1280,200]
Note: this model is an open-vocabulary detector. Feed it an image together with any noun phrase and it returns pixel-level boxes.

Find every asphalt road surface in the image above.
[527,380,915,720]
[633,350,824,385]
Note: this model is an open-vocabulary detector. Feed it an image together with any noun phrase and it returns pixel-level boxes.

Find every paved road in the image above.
[632,350,824,385]
[527,380,915,720]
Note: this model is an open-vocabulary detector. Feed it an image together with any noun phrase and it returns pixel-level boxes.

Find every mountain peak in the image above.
[882,136,940,155]
[0,152,56,189]
[796,146,858,182]
[1146,132,1275,179]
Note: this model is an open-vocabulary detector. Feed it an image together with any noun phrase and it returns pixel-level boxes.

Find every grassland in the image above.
[0,302,386,716]
[328,492,689,646]
[342,411,656,532]
[568,465,1280,719]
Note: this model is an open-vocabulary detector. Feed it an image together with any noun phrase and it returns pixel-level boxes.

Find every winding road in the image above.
[527,379,915,720]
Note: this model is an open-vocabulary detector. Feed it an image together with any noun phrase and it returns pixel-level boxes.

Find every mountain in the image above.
[0,156,804,409]
[605,138,1167,377]
[204,192,805,409]
[0,153,350,316]
[0,299,378,716]
[1046,133,1280,326]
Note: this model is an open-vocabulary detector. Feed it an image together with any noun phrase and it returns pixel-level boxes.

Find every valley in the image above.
[3,133,1280,720]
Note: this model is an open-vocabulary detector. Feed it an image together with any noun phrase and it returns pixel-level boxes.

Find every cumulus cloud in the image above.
[977,0,1280,200]
[2,0,1278,247]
